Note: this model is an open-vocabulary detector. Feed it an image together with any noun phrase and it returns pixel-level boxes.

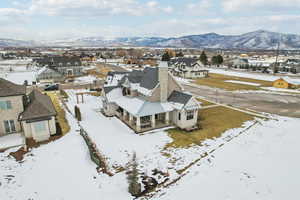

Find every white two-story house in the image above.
[169,57,209,79]
[102,61,201,133]
[0,78,57,147]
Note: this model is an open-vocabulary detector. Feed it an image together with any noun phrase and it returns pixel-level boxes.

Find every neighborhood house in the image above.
[34,56,83,83]
[273,77,300,89]
[169,57,209,79]
[0,78,57,147]
[102,62,201,133]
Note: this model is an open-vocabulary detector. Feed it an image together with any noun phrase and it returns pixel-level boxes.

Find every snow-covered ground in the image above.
[224,80,261,86]
[209,68,281,81]
[261,87,300,94]
[159,117,300,200]
[73,75,99,84]
[0,71,38,84]
[0,134,25,150]
[0,111,132,200]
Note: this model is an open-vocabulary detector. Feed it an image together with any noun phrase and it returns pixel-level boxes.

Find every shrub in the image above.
[127,152,141,197]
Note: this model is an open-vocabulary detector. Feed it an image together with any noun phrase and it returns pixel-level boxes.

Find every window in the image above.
[0,101,12,110]
[178,112,181,120]
[34,121,46,133]
[186,110,194,120]
[3,120,16,133]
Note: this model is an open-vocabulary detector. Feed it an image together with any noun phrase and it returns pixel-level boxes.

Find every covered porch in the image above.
[116,107,172,133]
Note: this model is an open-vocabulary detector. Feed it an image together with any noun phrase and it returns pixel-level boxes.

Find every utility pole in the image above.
[274,34,281,74]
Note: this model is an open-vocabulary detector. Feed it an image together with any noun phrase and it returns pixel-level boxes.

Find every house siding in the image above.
[0,95,24,136]
[21,117,56,142]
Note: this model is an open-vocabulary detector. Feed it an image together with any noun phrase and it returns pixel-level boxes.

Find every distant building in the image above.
[33,56,83,82]
[273,77,300,89]
[169,57,209,79]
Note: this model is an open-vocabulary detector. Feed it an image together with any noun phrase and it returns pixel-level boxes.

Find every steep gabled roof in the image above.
[170,57,199,67]
[168,90,192,105]
[19,90,56,121]
[0,78,26,97]
[139,67,159,90]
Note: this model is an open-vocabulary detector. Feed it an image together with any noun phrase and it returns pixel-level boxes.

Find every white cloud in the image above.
[186,0,212,15]
[26,0,173,17]
[222,0,300,12]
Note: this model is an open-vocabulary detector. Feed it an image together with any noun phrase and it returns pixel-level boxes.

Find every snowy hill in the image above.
[0,38,38,47]
[1,30,300,49]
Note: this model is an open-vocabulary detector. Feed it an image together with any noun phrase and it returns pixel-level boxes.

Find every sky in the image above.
[0,0,299,40]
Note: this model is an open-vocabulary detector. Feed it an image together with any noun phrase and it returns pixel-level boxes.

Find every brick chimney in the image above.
[158,61,169,102]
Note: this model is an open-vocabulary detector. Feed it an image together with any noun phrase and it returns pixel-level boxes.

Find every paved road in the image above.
[97,63,300,118]
[184,84,300,118]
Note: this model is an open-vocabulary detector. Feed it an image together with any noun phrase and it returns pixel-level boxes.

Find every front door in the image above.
[4,120,16,134]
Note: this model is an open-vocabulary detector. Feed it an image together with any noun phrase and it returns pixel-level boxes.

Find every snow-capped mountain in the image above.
[1,30,300,49]
[0,38,38,47]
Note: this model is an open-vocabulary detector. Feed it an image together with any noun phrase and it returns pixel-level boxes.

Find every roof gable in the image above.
[0,78,26,97]
[20,90,56,120]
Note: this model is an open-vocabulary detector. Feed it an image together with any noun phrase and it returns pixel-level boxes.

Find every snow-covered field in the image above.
[209,68,281,81]
[224,80,261,86]
[261,87,300,94]
[74,75,99,84]
[159,117,300,200]
[0,111,132,200]
[0,134,25,150]
[0,71,38,84]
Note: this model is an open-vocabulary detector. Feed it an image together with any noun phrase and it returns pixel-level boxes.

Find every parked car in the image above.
[44,84,59,91]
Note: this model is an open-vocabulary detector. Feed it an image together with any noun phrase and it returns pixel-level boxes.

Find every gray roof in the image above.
[0,78,26,97]
[170,57,199,67]
[139,67,159,90]
[19,90,56,121]
[168,90,192,105]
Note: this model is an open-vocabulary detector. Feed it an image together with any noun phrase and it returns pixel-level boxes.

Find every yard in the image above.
[194,73,273,91]
[167,106,255,148]
[45,91,70,135]
[196,97,215,106]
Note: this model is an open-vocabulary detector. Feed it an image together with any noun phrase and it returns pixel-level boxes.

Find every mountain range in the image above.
[1,30,300,50]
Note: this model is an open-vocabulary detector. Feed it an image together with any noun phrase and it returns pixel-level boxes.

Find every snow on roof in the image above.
[281,77,300,85]
[106,87,174,117]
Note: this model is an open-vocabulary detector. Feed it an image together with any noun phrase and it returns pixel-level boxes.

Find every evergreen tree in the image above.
[176,51,184,57]
[200,51,208,65]
[127,152,141,197]
[161,52,170,61]
[216,55,224,65]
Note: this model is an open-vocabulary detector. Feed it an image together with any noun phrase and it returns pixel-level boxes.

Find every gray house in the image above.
[33,56,83,82]
[0,78,57,147]
[102,62,201,133]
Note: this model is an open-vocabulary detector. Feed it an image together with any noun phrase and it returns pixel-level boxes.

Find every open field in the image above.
[167,106,255,148]
[194,73,273,91]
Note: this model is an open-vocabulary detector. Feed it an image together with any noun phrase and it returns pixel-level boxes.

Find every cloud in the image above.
[185,0,212,15]
[26,0,173,17]
[222,0,300,12]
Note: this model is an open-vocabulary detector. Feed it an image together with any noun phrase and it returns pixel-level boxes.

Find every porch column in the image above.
[123,110,127,120]
[129,114,133,125]
[136,117,141,132]
[165,112,170,124]
[151,114,156,128]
